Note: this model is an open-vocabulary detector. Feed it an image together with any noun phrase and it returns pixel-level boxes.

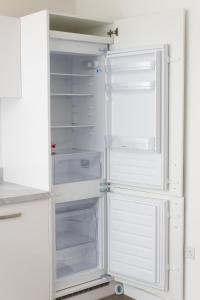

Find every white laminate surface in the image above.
[0,182,50,205]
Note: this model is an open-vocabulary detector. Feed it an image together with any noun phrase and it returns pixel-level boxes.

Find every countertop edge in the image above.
[0,192,51,206]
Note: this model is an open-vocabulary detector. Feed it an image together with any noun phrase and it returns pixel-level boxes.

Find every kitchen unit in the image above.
[0,183,51,300]
[0,9,185,300]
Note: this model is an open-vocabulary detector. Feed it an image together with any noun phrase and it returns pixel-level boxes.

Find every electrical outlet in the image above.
[185,247,195,260]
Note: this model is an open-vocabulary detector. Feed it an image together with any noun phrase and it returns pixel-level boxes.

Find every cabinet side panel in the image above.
[2,10,50,190]
[0,16,21,98]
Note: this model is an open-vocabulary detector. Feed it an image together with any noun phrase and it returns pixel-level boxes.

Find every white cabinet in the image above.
[0,16,21,98]
[0,199,52,300]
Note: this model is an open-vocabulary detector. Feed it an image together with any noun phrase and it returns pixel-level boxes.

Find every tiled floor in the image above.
[102,295,134,300]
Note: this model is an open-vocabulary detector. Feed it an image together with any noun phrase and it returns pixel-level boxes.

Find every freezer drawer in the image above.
[52,151,102,184]
[56,199,97,249]
[56,242,98,279]
[55,198,102,285]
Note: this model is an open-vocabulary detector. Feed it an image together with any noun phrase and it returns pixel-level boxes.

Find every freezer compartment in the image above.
[56,198,99,280]
[52,150,102,184]
[56,198,97,249]
[56,243,98,279]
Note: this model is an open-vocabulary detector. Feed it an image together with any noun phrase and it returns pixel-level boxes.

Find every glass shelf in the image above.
[51,72,94,77]
[51,123,95,129]
[51,93,94,97]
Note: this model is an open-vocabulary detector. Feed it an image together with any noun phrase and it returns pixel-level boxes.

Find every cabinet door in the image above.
[0,16,21,98]
[108,192,168,290]
[0,199,51,300]
[106,46,168,190]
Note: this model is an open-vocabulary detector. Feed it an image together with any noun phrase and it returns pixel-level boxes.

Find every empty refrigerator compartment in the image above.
[50,53,102,76]
[51,95,96,129]
[52,150,102,184]
[51,76,95,95]
[56,198,99,279]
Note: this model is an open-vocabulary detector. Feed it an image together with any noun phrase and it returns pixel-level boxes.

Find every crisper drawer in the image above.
[52,151,102,185]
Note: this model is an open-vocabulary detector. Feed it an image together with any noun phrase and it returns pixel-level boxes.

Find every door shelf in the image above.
[51,72,94,78]
[109,61,155,73]
[109,136,156,152]
[110,81,155,91]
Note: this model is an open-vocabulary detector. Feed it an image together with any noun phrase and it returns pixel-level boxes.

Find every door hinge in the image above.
[107,28,119,37]
[100,180,111,192]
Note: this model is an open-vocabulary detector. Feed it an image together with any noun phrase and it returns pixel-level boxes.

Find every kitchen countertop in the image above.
[0,182,51,206]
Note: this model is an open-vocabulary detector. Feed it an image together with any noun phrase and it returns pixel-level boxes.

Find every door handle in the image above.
[0,212,22,220]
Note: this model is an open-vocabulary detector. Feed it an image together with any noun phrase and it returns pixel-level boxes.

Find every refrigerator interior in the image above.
[56,198,101,282]
[50,52,105,184]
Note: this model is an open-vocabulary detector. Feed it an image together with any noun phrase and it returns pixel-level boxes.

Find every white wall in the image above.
[76,1,200,300]
[0,0,76,16]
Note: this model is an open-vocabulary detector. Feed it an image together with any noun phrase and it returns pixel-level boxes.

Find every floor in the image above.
[102,296,134,300]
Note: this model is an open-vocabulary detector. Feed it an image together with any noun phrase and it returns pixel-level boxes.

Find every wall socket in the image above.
[185,247,195,260]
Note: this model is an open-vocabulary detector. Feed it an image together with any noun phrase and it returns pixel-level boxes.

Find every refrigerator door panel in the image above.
[106,46,168,190]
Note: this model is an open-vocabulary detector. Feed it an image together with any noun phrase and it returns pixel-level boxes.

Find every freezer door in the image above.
[108,192,168,290]
[106,46,168,190]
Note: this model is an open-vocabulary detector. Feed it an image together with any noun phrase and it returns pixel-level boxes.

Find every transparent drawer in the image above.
[56,198,98,250]
[52,151,102,185]
[56,242,98,279]
[56,199,99,280]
